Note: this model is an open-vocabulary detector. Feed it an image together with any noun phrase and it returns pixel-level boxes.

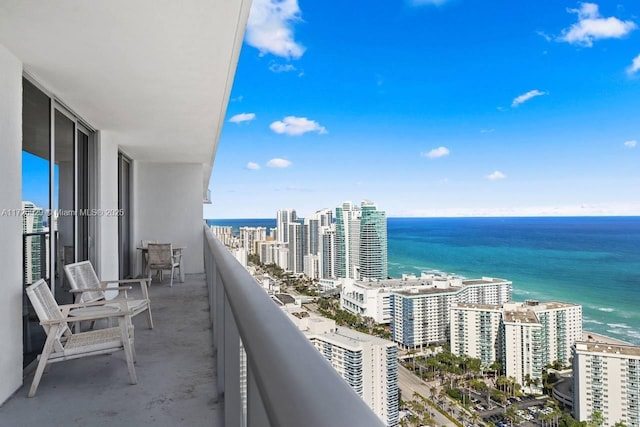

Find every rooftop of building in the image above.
[575,341,640,357]
[306,324,396,348]
[503,310,541,324]
[454,300,581,313]
[521,300,581,311]
[350,274,510,294]
[451,303,503,311]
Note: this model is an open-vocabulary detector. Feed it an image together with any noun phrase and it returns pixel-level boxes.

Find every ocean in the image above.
[206,217,640,344]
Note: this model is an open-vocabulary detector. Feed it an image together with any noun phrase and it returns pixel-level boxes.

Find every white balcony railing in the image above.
[203,225,385,427]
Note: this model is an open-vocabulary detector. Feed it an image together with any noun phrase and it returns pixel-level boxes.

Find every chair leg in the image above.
[146,305,154,329]
[119,318,137,385]
[170,266,174,287]
[28,330,57,397]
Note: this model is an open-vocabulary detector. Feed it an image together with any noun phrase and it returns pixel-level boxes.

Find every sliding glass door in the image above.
[21,76,96,366]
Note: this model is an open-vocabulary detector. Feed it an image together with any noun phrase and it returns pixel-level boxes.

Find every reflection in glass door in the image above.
[77,129,89,262]
[22,78,51,367]
[54,110,75,304]
[118,153,131,279]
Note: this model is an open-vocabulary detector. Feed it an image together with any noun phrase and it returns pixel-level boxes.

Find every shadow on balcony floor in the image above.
[1,273,221,427]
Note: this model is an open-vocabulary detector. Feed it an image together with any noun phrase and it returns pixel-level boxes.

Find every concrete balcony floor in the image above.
[0,274,221,427]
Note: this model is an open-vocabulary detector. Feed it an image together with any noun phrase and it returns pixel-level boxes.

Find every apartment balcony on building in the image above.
[0,2,386,426]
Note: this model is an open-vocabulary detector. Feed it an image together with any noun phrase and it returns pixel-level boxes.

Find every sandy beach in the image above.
[583,330,632,346]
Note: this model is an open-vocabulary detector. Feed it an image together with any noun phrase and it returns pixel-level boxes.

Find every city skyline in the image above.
[206,0,640,219]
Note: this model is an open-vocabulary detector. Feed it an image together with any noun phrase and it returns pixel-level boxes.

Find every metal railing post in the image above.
[224,295,241,426]
[216,266,225,397]
[247,362,271,427]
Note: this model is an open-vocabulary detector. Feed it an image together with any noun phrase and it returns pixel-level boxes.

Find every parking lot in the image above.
[478,398,557,427]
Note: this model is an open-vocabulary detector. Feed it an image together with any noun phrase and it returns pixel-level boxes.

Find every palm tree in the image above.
[505,405,519,427]
[429,385,437,401]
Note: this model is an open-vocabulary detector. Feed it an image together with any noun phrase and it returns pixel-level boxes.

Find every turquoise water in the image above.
[207,217,640,344]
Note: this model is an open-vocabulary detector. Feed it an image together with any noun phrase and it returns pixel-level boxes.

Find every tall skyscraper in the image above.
[450,300,582,392]
[276,209,296,243]
[239,226,267,254]
[336,201,361,279]
[320,225,337,279]
[304,215,320,257]
[359,200,387,280]
[293,316,399,427]
[288,222,304,274]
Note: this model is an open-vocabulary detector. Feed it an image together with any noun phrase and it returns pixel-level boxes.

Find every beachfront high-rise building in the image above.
[573,341,640,427]
[293,316,399,427]
[450,300,582,392]
[304,215,320,257]
[239,226,266,254]
[390,276,512,348]
[359,200,387,280]
[337,273,511,344]
[450,303,504,367]
[276,209,296,243]
[321,225,337,279]
[209,225,235,247]
[336,201,361,279]
[288,222,304,274]
[502,307,544,391]
[22,201,45,285]
[257,240,289,270]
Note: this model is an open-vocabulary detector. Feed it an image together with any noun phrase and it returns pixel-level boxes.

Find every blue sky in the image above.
[206,0,640,219]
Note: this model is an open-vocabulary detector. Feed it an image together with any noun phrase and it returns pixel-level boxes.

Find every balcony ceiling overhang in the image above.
[0,0,251,194]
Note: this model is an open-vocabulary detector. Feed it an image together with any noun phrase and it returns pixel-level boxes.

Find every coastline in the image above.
[582,330,632,346]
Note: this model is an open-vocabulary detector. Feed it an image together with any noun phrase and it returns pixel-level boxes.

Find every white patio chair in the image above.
[25,279,137,397]
[139,240,157,277]
[140,239,158,248]
[64,261,153,329]
[147,243,181,287]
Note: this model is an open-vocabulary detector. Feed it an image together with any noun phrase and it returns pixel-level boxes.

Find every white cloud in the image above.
[480,128,495,134]
[558,3,637,47]
[246,0,305,59]
[624,140,637,148]
[269,116,327,136]
[536,30,552,42]
[266,158,292,168]
[269,63,297,73]
[230,95,243,102]
[486,170,507,180]
[421,146,450,159]
[246,162,260,170]
[626,53,640,75]
[512,90,547,107]
[228,113,256,123]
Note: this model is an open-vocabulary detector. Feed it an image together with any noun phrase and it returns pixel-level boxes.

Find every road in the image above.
[398,365,459,426]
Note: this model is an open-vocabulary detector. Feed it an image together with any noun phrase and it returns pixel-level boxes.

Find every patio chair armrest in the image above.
[105,278,151,299]
[61,300,123,310]
[68,286,132,293]
[101,278,151,285]
[41,310,134,325]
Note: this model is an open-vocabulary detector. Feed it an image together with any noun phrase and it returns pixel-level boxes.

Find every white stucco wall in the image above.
[132,162,204,276]
[95,131,120,281]
[0,44,24,405]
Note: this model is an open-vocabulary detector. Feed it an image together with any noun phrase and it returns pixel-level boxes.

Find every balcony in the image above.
[1,273,221,426]
[0,228,384,427]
